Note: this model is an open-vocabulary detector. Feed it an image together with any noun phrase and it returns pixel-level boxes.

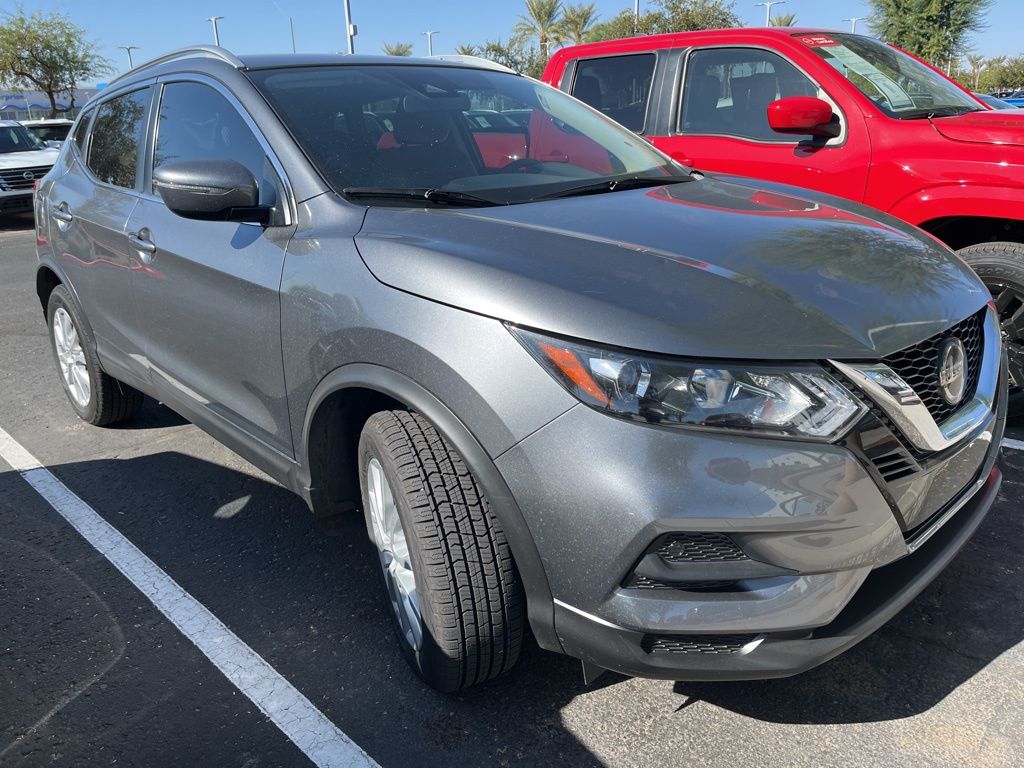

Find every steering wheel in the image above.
[502,157,545,173]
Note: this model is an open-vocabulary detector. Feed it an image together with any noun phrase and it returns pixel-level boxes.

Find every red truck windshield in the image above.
[796,33,982,119]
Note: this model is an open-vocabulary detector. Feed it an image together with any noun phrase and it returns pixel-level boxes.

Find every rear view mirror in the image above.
[153,160,269,224]
[767,96,840,138]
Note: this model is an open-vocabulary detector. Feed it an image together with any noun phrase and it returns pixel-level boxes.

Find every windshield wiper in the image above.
[899,105,984,120]
[528,175,684,202]
[342,187,499,207]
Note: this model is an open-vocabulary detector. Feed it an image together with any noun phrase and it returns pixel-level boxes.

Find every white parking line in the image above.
[1003,438,1024,451]
[0,427,378,768]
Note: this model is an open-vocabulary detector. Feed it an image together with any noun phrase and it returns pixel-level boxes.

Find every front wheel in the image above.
[957,242,1024,418]
[357,410,524,692]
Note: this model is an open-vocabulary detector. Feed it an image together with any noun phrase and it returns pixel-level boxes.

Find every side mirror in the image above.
[153,160,269,224]
[767,96,840,138]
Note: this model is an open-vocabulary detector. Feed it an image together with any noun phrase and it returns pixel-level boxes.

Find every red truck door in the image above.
[650,46,870,201]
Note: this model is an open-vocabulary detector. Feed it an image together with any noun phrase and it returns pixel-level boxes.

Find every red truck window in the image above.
[680,48,817,141]
[570,53,656,133]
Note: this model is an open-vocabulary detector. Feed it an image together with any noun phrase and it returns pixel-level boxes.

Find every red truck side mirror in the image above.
[767,96,839,138]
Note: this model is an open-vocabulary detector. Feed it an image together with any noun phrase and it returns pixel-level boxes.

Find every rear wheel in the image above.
[957,242,1024,418]
[46,285,144,426]
[357,410,524,692]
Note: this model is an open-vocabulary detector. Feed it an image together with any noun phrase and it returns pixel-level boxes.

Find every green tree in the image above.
[382,41,414,56]
[454,44,480,56]
[481,38,546,79]
[513,0,564,60]
[964,52,986,89]
[867,0,991,69]
[562,3,598,45]
[0,7,112,118]
[771,11,798,26]
[587,0,739,42]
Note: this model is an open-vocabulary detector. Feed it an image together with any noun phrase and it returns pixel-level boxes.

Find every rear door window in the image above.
[570,54,656,132]
[87,88,150,189]
[680,48,818,141]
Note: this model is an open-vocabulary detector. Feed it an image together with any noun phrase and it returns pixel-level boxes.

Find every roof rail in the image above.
[426,54,517,74]
[107,45,244,87]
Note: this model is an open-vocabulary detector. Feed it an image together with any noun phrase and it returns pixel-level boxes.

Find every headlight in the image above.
[510,327,864,440]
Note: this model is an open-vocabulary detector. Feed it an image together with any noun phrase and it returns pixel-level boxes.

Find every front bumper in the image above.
[0,192,33,214]
[495,357,1007,680]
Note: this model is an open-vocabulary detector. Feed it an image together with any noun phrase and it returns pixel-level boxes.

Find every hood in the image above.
[931,110,1024,146]
[354,176,989,360]
[0,146,59,170]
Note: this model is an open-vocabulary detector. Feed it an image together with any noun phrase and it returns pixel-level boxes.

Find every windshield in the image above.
[797,33,982,118]
[0,123,46,153]
[247,65,685,205]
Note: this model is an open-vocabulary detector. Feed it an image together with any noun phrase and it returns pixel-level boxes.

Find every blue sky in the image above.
[11,0,1024,85]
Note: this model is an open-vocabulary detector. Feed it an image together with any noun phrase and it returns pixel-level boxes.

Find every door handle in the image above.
[127,228,157,264]
[52,202,73,224]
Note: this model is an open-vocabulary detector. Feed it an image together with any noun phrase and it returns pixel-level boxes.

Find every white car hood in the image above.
[0,147,60,170]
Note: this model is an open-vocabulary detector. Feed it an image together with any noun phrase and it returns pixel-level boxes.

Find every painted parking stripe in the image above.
[0,427,378,768]
[1003,438,1024,451]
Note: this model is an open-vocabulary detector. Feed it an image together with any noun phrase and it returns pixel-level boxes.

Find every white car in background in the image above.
[0,120,59,217]
[21,118,75,145]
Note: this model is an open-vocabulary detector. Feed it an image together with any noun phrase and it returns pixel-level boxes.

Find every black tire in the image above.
[957,242,1024,418]
[46,285,144,426]
[357,410,524,692]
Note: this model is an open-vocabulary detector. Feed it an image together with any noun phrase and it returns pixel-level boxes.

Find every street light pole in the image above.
[842,16,869,33]
[118,45,140,69]
[754,0,785,27]
[422,30,439,57]
[289,17,296,53]
[342,0,356,54]
[206,16,224,46]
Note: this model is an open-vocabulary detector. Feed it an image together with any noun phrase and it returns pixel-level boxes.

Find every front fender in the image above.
[888,183,1024,227]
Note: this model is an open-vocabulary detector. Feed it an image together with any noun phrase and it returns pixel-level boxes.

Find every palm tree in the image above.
[965,53,986,90]
[382,42,413,56]
[513,0,564,60]
[771,11,797,27]
[454,43,479,56]
[562,2,597,45]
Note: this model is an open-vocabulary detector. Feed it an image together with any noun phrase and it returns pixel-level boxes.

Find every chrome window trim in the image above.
[150,73,295,227]
[830,306,1000,454]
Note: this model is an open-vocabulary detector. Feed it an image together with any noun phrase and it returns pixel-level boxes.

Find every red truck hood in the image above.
[932,111,1024,146]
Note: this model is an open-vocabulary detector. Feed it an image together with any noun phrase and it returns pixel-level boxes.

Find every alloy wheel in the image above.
[53,307,90,408]
[366,457,423,652]
[985,279,1024,391]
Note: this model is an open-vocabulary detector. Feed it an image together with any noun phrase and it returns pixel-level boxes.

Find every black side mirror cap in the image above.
[153,160,270,224]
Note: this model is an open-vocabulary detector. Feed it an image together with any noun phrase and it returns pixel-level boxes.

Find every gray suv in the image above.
[35,47,1007,692]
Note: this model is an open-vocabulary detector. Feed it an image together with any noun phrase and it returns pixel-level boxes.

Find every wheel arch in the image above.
[918,215,1024,252]
[299,363,560,652]
[36,264,63,315]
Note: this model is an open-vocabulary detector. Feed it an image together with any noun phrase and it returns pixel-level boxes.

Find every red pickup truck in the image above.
[543,28,1024,411]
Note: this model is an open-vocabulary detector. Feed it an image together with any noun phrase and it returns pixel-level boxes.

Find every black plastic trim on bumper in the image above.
[554,466,1003,681]
[0,193,33,212]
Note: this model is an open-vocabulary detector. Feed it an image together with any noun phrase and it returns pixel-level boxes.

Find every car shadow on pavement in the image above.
[10,451,605,767]
[674,448,1024,725]
[7,447,1022,764]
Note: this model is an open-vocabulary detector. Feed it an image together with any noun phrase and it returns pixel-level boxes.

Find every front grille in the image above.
[629,574,737,590]
[0,165,51,190]
[642,634,757,655]
[863,443,918,482]
[882,311,984,425]
[655,532,748,563]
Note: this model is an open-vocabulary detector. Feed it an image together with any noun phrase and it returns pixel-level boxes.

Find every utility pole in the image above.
[118,45,140,69]
[289,17,296,53]
[206,16,224,46]
[342,0,356,54]
[754,1,785,27]
[842,16,869,33]
[422,30,439,56]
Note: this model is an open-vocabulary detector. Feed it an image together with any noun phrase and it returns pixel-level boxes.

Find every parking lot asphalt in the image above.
[1,212,1022,768]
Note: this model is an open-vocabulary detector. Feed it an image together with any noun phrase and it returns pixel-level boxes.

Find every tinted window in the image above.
[680,48,819,141]
[152,82,277,207]
[0,123,45,153]
[570,54,655,132]
[88,89,149,188]
[70,111,92,154]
